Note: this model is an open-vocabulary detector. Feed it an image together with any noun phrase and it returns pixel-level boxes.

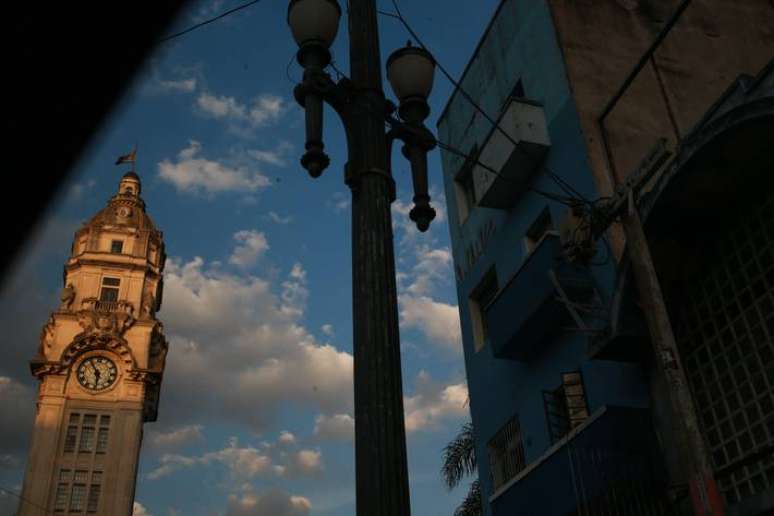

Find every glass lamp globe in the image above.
[386,42,436,104]
[287,0,342,49]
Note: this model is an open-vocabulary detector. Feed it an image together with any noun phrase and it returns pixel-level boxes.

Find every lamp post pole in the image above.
[288,1,438,514]
[347,2,411,515]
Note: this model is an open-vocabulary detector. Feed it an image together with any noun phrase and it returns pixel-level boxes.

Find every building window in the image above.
[96,416,110,453]
[454,145,479,223]
[54,482,69,512]
[524,207,555,254]
[488,415,526,490]
[469,267,498,352]
[64,424,78,453]
[543,371,589,444]
[99,277,120,303]
[69,484,86,512]
[64,412,110,457]
[110,240,124,254]
[86,480,102,512]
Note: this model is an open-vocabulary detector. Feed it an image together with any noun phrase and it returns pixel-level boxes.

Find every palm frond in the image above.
[453,479,482,516]
[441,422,477,490]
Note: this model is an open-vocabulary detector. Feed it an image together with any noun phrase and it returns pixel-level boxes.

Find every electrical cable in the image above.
[159,0,264,43]
[388,0,595,206]
[0,485,53,514]
[286,53,300,85]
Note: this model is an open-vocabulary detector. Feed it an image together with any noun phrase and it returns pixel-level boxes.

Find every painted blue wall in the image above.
[437,1,650,513]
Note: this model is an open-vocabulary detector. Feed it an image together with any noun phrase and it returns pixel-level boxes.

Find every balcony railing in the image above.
[80,297,134,315]
[94,300,119,312]
[489,406,677,516]
[472,97,551,209]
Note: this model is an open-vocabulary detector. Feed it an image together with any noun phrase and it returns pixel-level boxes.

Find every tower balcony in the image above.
[489,406,672,515]
[81,297,135,315]
[472,97,551,209]
[484,234,595,361]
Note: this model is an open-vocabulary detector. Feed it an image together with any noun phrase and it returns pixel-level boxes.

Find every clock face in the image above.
[77,357,118,391]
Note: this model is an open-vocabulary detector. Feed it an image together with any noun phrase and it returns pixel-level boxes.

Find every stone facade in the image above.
[18,171,167,516]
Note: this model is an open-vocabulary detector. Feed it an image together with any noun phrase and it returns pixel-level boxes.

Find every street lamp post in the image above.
[287,0,437,514]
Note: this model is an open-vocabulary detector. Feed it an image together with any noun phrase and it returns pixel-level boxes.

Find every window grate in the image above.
[487,415,526,490]
[543,371,590,444]
[675,193,774,506]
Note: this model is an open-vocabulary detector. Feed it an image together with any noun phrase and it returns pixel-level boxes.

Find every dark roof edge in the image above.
[436,0,509,129]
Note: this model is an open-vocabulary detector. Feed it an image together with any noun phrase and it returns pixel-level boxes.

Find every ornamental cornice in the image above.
[65,256,161,276]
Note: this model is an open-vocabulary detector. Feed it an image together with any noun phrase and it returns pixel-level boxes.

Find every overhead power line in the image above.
[388,0,593,205]
[0,484,53,515]
[159,0,264,43]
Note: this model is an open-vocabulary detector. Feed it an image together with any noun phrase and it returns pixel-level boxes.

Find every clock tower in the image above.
[18,171,168,515]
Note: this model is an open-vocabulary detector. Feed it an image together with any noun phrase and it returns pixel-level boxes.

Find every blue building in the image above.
[437,1,774,515]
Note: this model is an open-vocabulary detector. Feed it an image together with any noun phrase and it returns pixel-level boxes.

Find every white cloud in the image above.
[158,252,353,434]
[291,449,322,476]
[225,488,311,516]
[158,140,271,194]
[147,439,272,481]
[147,433,322,481]
[229,230,269,269]
[403,371,468,433]
[249,95,286,126]
[147,424,204,450]
[195,92,286,133]
[313,413,354,442]
[327,192,350,213]
[399,295,461,353]
[158,78,197,93]
[278,431,296,445]
[197,93,247,119]
[248,141,292,167]
[133,502,153,516]
[266,211,293,224]
[320,324,334,337]
[405,246,452,296]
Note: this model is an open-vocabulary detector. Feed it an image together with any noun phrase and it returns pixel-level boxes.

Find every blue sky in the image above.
[0,1,501,514]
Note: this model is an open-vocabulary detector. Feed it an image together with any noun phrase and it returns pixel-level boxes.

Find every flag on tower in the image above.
[115,146,137,165]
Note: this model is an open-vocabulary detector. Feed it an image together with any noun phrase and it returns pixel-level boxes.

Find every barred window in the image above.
[99,278,120,303]
[70,484,86,512]
[87,484,101,512]
[79,427,95,452]
[74,470,88,483]
[64,426,78,452]
[487,415,526,490]
[96,428,109,453]
[54,483,68,511]
[59,469,71,482]
[91,471,103,484]
[543,371,589,444]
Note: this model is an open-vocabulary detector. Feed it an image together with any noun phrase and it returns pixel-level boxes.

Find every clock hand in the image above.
[92,363,101,383]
